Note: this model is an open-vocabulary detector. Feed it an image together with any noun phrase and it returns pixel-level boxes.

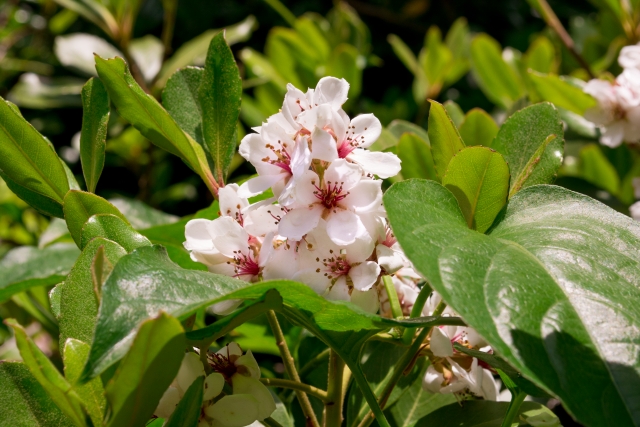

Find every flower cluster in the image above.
[185,77,405,312]
[583,44,640,147]
[155,343,276,427]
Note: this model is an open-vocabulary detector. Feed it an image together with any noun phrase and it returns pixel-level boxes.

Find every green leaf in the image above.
[0,243,80,302]
[63,339,105,427]
[327,44,362,100]
[104,313,185,427]
[443,100,464,128]
[198,32,242,184]
[459,108,499,147]
[0,171,64,218]
[397,133,437,181]
[387,120,429,143]
[491,103,564,197]
[387,34,420,75]
[528,71,597,115]
[578,143,620,195]
[164,376,203,427]
[420,27,452,97]
[414,401,559,427]
[427,100,465,180]
[80,78,109,193]
[524,36,557,74]
[63,190,129,248]
[163,67,204,144]
[385,180,640,426]
[387,362,456,427]
[94,56,216,193]
[0,362,74,427]
[81,245,464,382]
[0,98,70,205]
[442,146,510,233]
[108,197,178,229]
[470,34,524,109]
[6,319,89,427]
[80,214,151,252]
[58,238,126,346]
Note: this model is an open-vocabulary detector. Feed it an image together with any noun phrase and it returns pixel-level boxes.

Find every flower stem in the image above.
[500,390,527,427]
[266,310,320,427]
[324,350,346,427]
[382,275,403,319]
[356,300,448,427]
[401,282,433,345]
[260,378,329,402]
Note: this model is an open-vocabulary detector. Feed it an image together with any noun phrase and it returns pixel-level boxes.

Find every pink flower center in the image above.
[229,248,260,278]
[315,250,351,279]
[208,349,238,380]
[262,141,292,174]
[381,225,397,247]
[337,139,356,158]
[313,180,349,209]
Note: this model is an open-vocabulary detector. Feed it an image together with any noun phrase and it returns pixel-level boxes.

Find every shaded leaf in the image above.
[427,100,465,180]
[80,214,151,252]
[63,339,105,427]
[163,67,204,144]
[529,71,597,115]
[459,108,499,147]
[80,78,109,193]
[164,376,203,427]
[397,133,437,181]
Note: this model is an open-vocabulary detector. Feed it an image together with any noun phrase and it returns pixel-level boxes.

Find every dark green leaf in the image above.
[0,171,65,218]
[63,339,105,427]
[491,103,564,196]
[164,376,203,427]
[0,362,74,427]
[163,67,204,144]
[58,238,126,346]
[427,100,465,180]
[442,146,510,233]
[80,214,151,252]
[63,190,129,248]
[459,108,499,147]
[415,401,558,427]
[528,71,597,115]
[80,78,109,193]
[385,180,640,426]
[6,319,88,427]
[104,313,185,427]
[199,32,242,184]
[0,243,80,302]
[0,98,70,205]
[108,197,178,229]
[397,133,437,181]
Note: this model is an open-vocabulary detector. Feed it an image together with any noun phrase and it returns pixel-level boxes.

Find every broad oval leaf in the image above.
[385,179,640,427]
[459,108,499,147]
[491,102,564,197]
[80,78,110,194]
[198,32,242,184]
[80,214,151,252]
[0,98,70,205]
[163,67,204,144]
[63,339,105,427]
[427,100,465,180]
[397,133,437,181]
[442,146,510,233]
[0,243,80,302]
[528,71,597,115]
[0,171,65,218]
[63,190,129,248]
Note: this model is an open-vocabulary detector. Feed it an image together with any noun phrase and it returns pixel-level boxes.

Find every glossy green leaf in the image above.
[94,56,215,193]
[529,71,597,115]
[164,376,203,427]
[0,97,70,205]
[459,108,499,147]
[80,214,151,252]
[385,180,640,427]
[0,362,74,427]
[58,238,126,346]
[524,36,557,74]
[7,75,83,109]
[414,400,559,427]
[107,197,178,229]
[104,313,185,427]
[387,120,429,143]
[63,339,105,427]
[199,32,242,184]
[6,319,88,427]
[0,170,65,218]
[0,243,79,302]
[578,143,620,195]
[387,363,456,427]
[397,133,437,181]
[80,78,109,193]
[442,146,510,233]
[427,100,465,180]
[163,67,204,144]
[63,190,129,248]
[491,103,564,197]
[80,245,464,382]
[470,34,523,108]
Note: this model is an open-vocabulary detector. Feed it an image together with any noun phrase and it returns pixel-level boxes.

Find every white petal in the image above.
[422,365,445,394]
[630,201,640,220]
[326,209,361,246]
[430,327,454,357]
[203,372,225,400]
[278,204,323,240]
[326,276,350,301]
[349,261,380,291]
[619,45,640,69]
[292,268,331,295]
[238,174,288,198]
[350,114,382,149]
[177,352,205,393]
[235,350,261,379]
[350,289,380,313]
[239,133,263,162]
[600,121,625,147]
[480,368,499,401]
[244,205,284,237]
[292,169,322,206]
[154,386,180,418]
[219,183,249,220]
[205,394,260,426]
[324,159,362,191]
[184,219,215,251]
[231,375,277,420]
[376,244,404,274]
[342,179,382,212]
[347,149,402,179]
[314,77,349,108]
[54,33,121,76]
[207,217,249,257]
[218,342,244,358]
[311,127,339,162]
[190,248,225,267]
[262,243,299,280]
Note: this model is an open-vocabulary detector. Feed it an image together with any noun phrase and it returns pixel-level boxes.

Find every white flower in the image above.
[278,159,383,245]
[619,44,640,70]
[281,77,350,131]
[422,357,498,401]
[630,201,640,220]
[375,225,406,274]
